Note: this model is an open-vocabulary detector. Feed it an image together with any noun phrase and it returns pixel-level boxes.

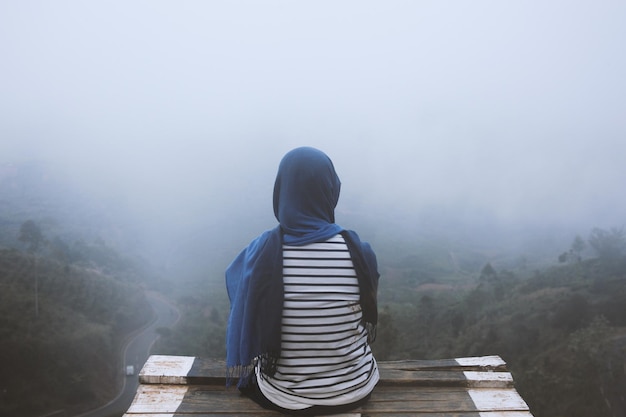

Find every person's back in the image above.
[226,147,380,415]
[255,234,379,410]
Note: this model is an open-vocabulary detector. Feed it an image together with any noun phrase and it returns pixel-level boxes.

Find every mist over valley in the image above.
[2,2,626,416]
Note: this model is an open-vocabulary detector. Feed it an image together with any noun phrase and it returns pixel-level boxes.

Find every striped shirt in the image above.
[256,234,379,410]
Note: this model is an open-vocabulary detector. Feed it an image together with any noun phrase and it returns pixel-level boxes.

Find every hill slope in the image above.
[0,248,153,417]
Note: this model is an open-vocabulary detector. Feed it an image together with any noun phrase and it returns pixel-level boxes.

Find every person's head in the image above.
[273,147,341,234]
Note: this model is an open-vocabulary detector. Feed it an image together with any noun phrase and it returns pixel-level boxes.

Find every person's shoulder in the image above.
[246,226,282,252]
[341,229,370,245]
[341,230,376,254]
[341,230,379,277]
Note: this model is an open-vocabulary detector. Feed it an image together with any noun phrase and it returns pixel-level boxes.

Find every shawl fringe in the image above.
[226,364,251,388]
[226,351,280,388]
[365,322,377,344]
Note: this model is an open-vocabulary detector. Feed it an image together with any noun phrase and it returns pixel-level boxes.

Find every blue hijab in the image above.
[273,147,343,244]
[225,147,379,386]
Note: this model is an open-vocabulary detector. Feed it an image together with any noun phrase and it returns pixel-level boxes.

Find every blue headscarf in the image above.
[225,147,379,386]
[273,146,343,245]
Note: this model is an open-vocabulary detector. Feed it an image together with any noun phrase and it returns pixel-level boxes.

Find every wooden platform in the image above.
[124,355,534,416]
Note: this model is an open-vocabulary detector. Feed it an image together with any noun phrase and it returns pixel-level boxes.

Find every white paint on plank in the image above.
[140,355,195,384]
[124,415,174,417]
[468,388,530,411]
[456,356,506,368]
[464,371,513,387]
[126,385,188,414]
[478,412,534,417]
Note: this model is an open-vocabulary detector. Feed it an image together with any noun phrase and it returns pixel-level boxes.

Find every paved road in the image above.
[74,292,180,417]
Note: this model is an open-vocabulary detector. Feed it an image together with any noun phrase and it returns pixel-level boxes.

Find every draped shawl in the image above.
[225,147,379,386]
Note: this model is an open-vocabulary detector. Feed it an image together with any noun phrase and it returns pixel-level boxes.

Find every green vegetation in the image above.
[0,228,153,417]
[152,277,229,359]
[368,227,626,417]
[0,161,159,417]
[378,257,626,416]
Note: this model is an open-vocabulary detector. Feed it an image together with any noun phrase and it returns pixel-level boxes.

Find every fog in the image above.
[2,1,625,267]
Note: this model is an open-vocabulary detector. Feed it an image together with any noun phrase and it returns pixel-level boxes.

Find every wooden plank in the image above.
[376,370,513,388]
[126,386,474,414]
[455,357,507,369]
[124,414,524,417]
[477,413,533,417]
[139,356,513,388]
[125,385,188,414]
[124,413,361,417]
[367,387,529,412]
[358,412,530,417]
[463,372,513,389]
[380,356,507,372]
[128,356,532,417]
[467,389,530,412]
[124,385,530,415]
[124,414,531,417]
[139,355,196,384]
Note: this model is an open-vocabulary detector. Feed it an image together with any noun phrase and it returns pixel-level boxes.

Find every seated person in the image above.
[226,146,380,415]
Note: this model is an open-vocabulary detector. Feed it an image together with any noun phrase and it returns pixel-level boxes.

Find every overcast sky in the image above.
[1,1,625,237]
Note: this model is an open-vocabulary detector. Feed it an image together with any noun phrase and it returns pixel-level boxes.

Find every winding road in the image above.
[73,292,180,417]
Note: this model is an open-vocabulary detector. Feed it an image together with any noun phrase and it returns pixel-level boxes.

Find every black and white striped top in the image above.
[256,234,379,410]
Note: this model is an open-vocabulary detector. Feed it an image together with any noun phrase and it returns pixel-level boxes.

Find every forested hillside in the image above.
[0,162,155,417]
[372,232,626,417]
[0,248,153,417]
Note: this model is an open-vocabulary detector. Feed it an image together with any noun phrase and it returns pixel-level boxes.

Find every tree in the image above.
[480,262,497,281]
[588,227,626,260]
[18,220,44,252]
[559,235,587,263]
[571,235,586,261]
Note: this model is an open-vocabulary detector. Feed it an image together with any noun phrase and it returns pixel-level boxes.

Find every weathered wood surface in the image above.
[124,355,533,416]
